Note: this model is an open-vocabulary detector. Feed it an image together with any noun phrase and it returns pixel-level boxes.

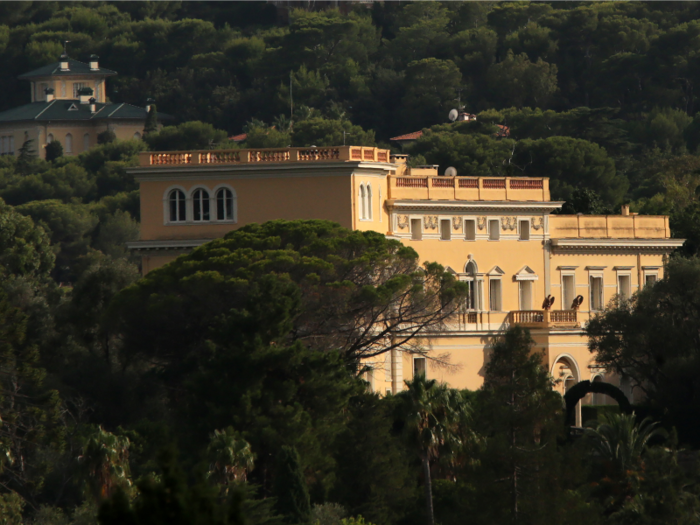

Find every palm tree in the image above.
[585,412,667,473]
[396,374,474,525]
[206,427,255,493]
[78,427,131,503]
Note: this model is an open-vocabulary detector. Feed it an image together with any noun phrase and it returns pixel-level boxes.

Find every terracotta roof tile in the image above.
[390,130,423,141]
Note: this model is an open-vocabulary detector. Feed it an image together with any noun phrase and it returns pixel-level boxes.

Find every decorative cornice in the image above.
[387,200,564,213]
[552,238,685,252]
[129,161,392,182]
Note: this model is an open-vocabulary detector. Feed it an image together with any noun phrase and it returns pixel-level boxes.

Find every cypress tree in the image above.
[273,446,310,524]
[144,104,158,135]
[45,140,63,161]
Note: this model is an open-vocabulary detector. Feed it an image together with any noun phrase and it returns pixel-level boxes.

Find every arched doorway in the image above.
[551,354,581,426]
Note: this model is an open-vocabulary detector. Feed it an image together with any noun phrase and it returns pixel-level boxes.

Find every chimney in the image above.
[145,97,155,112]
[89,97,96,113]
[89,54,99,70]
[78,87,94,104]
[45,87,55,102]
[621,204,630,216]
[60,54,69,71]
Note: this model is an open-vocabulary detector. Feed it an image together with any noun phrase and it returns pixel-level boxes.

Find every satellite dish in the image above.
[445,166,458,177]
[448,108,459,122]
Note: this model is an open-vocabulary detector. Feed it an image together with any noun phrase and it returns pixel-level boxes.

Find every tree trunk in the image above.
[422,454,435,525]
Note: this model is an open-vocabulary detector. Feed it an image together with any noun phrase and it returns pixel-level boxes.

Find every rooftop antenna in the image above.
[290,71,294,127]
[455,87,465,111]
[63,40,70,55]
[342,130,354,146]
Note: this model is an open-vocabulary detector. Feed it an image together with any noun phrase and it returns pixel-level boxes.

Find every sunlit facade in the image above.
[128,146,683,424]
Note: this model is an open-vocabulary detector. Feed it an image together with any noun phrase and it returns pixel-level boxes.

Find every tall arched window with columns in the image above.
[366,184,373,220]
[359,184,366,220]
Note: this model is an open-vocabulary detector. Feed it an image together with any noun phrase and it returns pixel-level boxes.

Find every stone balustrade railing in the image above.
[139,146,391,167]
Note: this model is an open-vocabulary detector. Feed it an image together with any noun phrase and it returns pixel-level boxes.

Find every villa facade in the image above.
[127,146,683,424]
[0,54,170,158]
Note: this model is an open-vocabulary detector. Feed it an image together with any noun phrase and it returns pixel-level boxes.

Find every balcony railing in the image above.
[139,146,391,167]
[388,176,550,201]
[509,309,579,328]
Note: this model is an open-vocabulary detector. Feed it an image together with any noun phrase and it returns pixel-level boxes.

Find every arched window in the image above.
[65,133,73,153]
[216,188,234,221]
[133,131,142,141]
[47,134,54,144]
[366,184,373,220]
[192,189,210,221]
[465,260,480,310]
[169,189,186,222]
[359,184,366,220]
[83,133,90,151]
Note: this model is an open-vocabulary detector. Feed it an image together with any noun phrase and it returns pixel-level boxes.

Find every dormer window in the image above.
[68,103,79,111]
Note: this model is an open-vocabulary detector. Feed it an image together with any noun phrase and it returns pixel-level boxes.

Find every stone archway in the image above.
[563,380,632,426]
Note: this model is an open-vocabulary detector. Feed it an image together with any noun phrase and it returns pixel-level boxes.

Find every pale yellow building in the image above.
[127,146,683,423]
[0,54,170,158]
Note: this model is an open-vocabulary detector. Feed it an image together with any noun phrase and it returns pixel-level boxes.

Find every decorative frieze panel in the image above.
[501,216,517,231]
[424,216,438,230]
[531,217,544,231]
[452,216,461,230]
[397,215,409,230]
[477,217,487,230]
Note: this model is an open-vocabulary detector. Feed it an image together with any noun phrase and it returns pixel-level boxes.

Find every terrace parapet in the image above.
[138,146,390,167]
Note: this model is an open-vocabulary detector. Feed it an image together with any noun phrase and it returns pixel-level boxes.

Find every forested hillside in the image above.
[3,1,700,251]
[2,2,700,524]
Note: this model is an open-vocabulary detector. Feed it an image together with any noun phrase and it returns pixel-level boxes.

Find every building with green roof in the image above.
[0,54,171,159]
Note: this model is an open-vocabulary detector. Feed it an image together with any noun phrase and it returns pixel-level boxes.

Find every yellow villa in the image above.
[127,146,683,424]
[0,54,170,158]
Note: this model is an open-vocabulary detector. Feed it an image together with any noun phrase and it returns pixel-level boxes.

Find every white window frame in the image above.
[617,273,632,301]
[366,184,373,220]
[589,274,604,311]
[488,218,500,240]
[519,219,530,241]
[163,186,188,224]
[463,260,482,311]
[359,184,366,220]
[191,187,211,222]
[489,278,502,311]
[413,357,427,378]
[213,185,237,223]
[440,218,451,241]
[518,280,534,310]
[410,218,422,240]
[464,219,476,241]
[561,273,576,310]
[642,266,660,288]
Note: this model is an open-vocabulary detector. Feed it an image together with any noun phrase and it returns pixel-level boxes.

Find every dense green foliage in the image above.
[1,2,700,524]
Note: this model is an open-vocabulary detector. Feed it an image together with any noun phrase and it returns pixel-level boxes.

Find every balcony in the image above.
[138,146,391,167]
[509,310,580,329]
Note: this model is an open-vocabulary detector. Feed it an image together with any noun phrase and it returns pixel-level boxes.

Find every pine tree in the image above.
[273,446,311,524]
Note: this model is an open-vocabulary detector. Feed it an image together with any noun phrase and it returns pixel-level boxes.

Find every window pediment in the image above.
[514,265,539,281]
[487,265,505,276]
